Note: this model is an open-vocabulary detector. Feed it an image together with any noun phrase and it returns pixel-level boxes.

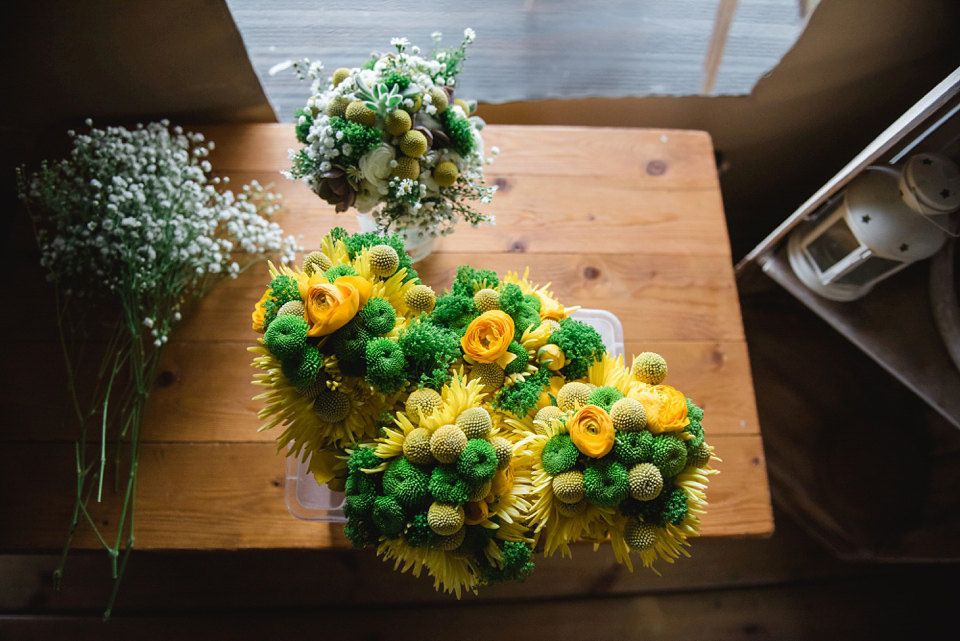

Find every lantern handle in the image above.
[904,181,960,238]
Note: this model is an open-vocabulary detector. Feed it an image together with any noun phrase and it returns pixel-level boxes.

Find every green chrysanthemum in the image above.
[612,430,654,467]
[365,337,406,394]
[583,459,629,508]
[428,465,469,505]
[456,439,498,487]
[282,348,321,388]
[541,433,579,476]
[372,495,406,536]
[652,436,687,479]
[503,342,530,376]
[324,264,357,281]
[264,315,308,359]
[586,386,624,413]
[382,458,430,511]
[405,511,438,548]
[359,297,397,335]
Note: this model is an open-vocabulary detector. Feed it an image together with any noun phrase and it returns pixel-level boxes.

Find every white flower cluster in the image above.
[19,120,302,344]
[287,30,495,237]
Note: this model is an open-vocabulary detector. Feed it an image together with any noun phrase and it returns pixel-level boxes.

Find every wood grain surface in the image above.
[1,124,771,552]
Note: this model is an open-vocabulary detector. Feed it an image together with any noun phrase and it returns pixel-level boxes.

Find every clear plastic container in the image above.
[284,308,624,521]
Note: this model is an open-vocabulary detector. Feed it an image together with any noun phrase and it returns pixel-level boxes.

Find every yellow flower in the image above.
[461,310,516,368]
[308,448,342,486]
[537,344,565,371]
[490,462,515,498]
[300,273,373,338]
[537,292,569,321]
[252,290,271,333]
[569,404,616,457]
[463,500,489,525]
[634,385,689,434]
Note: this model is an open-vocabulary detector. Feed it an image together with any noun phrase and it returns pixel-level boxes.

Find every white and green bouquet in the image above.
[285,30,497,239]
[18,120,300,616]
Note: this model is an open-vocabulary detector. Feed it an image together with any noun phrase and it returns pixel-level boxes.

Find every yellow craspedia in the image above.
[399,130,428,157]
[552,470,585,504]
[624,519,658,551]
[468,480,492,502]
[303,250,333,276]
[326,96,351,118]
[689,442,713,469]
[610,397,647,432]
[557,382,591,412]
[489,436,513,470]
[384,109,412,136]
[427,502,464,536]
[628,463,663,501]
[556,498,586,517]
[455,407,492,439]
[332,67,351,87]
[278,300,305,317]
[470,362,505,393]
[392,156,420,180]
[368,244,399,277]
[404,284,436,313]
[406,387,442,425]
[433,161,459,187]
[428,87,449,113]
[433,524,467,549]
[345,100,376,127]
[314,389,351,423]
[403,427,434,464]
[473,288,500,312]
[535,405,564,424]
[430,424,468,463]
[632,352,668,384]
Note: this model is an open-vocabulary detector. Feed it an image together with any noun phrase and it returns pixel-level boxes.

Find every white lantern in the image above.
[788,153,960,301]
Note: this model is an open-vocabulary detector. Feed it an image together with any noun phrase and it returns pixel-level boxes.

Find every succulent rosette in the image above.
[342,371,534,596]
[516,352,718,571]
[250,228,435,470]
[286,30,496,238]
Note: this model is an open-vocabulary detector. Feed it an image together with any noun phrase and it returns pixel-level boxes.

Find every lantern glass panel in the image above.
[805,215,861,274]
[833,254,903,286]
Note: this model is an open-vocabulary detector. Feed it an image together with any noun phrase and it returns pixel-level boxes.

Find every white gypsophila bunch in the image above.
[20,120,301,343]
[285,30,496,237]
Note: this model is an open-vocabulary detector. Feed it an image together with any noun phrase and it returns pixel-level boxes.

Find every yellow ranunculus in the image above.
[569,404,615,458]
[463,500,489,525]
[252,290,271,333]
[461,310,516,368]
[304,277,369,337]
[634,384,689,434]
[537,344,565,371]
[336,275,372,307]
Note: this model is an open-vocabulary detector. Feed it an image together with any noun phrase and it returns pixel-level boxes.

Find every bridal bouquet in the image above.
[285,30,496,240]
[252,228,717,595]
[19,120,300,616]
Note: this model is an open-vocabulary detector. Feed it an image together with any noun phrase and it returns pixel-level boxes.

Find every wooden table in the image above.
[0,124,772,553]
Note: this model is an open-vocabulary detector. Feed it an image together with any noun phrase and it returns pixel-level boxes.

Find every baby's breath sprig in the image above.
[18,120,301,618]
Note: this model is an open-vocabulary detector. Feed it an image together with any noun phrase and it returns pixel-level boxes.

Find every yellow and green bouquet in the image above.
[251,228,717,594]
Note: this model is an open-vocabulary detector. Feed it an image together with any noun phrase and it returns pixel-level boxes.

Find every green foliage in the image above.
[440,109,475,157]
[684,398,705,448]
[294,107,314,144]
[428,465,469,505]
[290,148,320,181]
[405,511,438,547]
[663,487,689,525]
[587,386,624,413]
[620,485,686,527]
[383,70,411,91]
[347,447,381,475]
[264,315,308,359]
[329,227,349,244]
[262,274,302,330]
[382,458,430,511]
[343,231,419,283]
[540,433,579,476]
[549,318,606,380]
[327,116,383,166]
[480,541,535,585]
[343,517,380,547]
[365,337,407,394]
[330,319,372,377]
[429,292,476,334]
[583,459,629,508]
[523,294,541,312]
[612,430,654,467]
[359,297,397,335]
[498,283,540,341]
[398,320,460,389]
[493,367,551,418]
[451,265,499,297]
[456,439,498,487]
